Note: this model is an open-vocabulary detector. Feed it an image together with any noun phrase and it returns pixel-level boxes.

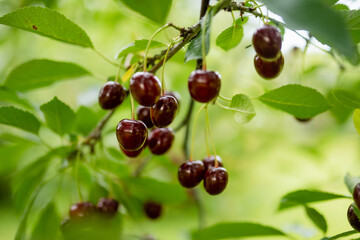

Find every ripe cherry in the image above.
[116,119,147,151]
[165,91,181,109]
[188,70,221,103]
[69,202,96,219]
[144,201,162,219]
[137,106,154,128]
[98,81,127,110]
[202,155,223,171]
[148,128,174,155]
[178,161,205,188]
[348,204,360,232]
[353,183,360,207]
[130,72,162,106]
[120,139,147,158]
[254,54,284,79]
[252,24,282,60]
[203,167,228,195]
[97,198,119,217]
[150,95,178,128]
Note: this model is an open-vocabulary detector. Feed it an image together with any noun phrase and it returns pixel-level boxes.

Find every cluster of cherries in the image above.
[252,24,284,80]
[178,69,228,195]
[347,183,360,232]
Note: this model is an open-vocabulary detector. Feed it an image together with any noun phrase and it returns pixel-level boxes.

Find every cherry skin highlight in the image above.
[252,24,282,60]
[148,128,174,155]
[150,95,178,128]
[97,198,119,217]
[178,161,205,188]
[254,54,284,80]
[353,183,360,208]
[202,155,223,171]
[69,202,96,219]
[137,106,154,128]
[188,70,221,103]
[130,72,161,106]
[165,91,181,109]
[98,81,127,110]
[120,139,147,158]
[203,167,228,195]
[116,119,148,151]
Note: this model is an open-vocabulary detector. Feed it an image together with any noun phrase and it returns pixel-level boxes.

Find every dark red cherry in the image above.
[69,202,95,219]
[353,183,360,208]
[148,128,174,155]
[116,119,147,151]
[144,201,162,219]
[120,139,147,158]
[252,24,282,60]
[188,70,221,103]
[150,96,178,128]
[98,81,127,110]
[203,167,228,195]
[254,54,284,79]
[97,198,119,217]
[165,91,181,109]
[202,155,223,171]
[178,161,205,188]
[136,106,154,128]
[130,72,161,106]
[348,204,360,232]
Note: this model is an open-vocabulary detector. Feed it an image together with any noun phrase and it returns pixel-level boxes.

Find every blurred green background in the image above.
[0,0,360,239]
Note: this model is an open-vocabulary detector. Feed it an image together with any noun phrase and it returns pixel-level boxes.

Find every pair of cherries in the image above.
[347,183,360,232]
[252,24,284,80]
[68,198,119,220]
[178,156,228,195]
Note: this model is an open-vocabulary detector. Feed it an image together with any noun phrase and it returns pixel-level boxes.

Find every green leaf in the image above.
[4,59,90,91]
[124,177,187,204]
[31,203,60,240]
[0,87,33,109]
[327,91,353,124]
[259,84,331,118]
[260,0,356,63]
[185,8,214,62]
[0,6,93,48]
[0,106,40,134]
[217,94,256,124]
[329,90,360,109]
[115,0,172,24]
[304,206,327,233]
[345,173,360,194]
[338,10,360,44]
[216,17,248,51]
[40,97,76,135]
[333,4,350,11]
[279,190,350,210]
[75,106,100,136]
[117,39,166,59]
[192,222,287,240]
[321,230,358,240]
[354,109,360,135]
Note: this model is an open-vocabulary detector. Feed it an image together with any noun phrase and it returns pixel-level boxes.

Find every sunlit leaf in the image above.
[304,206,327,233]
[216,17,248,51]
[217,94,256,124]
[0,106,40,134]
[30,203,61,240]
[329,90,360,109]
[354,109,360,135]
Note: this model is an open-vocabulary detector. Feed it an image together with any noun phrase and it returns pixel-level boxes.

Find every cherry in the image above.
[120,139,147,158]
[202,155,223,171]
[150,96,178,128]
[254,54,284,79]
[353,183,360,207]
[165,91,181,109]
[148,128,174,155]
[137,106,154,128]
[69,202,95,219]
[203,167,228,195]
[98,81,127,110]
[348,204,360,232]
[188,70,221,103]
[143,201,162,219]
[116,119,148,151]
[130,72,162,106]
[295,117,312,123]
[252,24,282,60]
[178,161,205,188]
[97,198,119,217]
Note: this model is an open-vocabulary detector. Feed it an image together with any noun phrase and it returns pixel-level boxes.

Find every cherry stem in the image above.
[205,105,218,167]
[161,42,173,96]
[189,104,207,161]
[230,10,236,26]
[204,115,211,157]
[201,10,208,71]
[130,93,135,120]
[143,23,170,72]
[93,49,122,68]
